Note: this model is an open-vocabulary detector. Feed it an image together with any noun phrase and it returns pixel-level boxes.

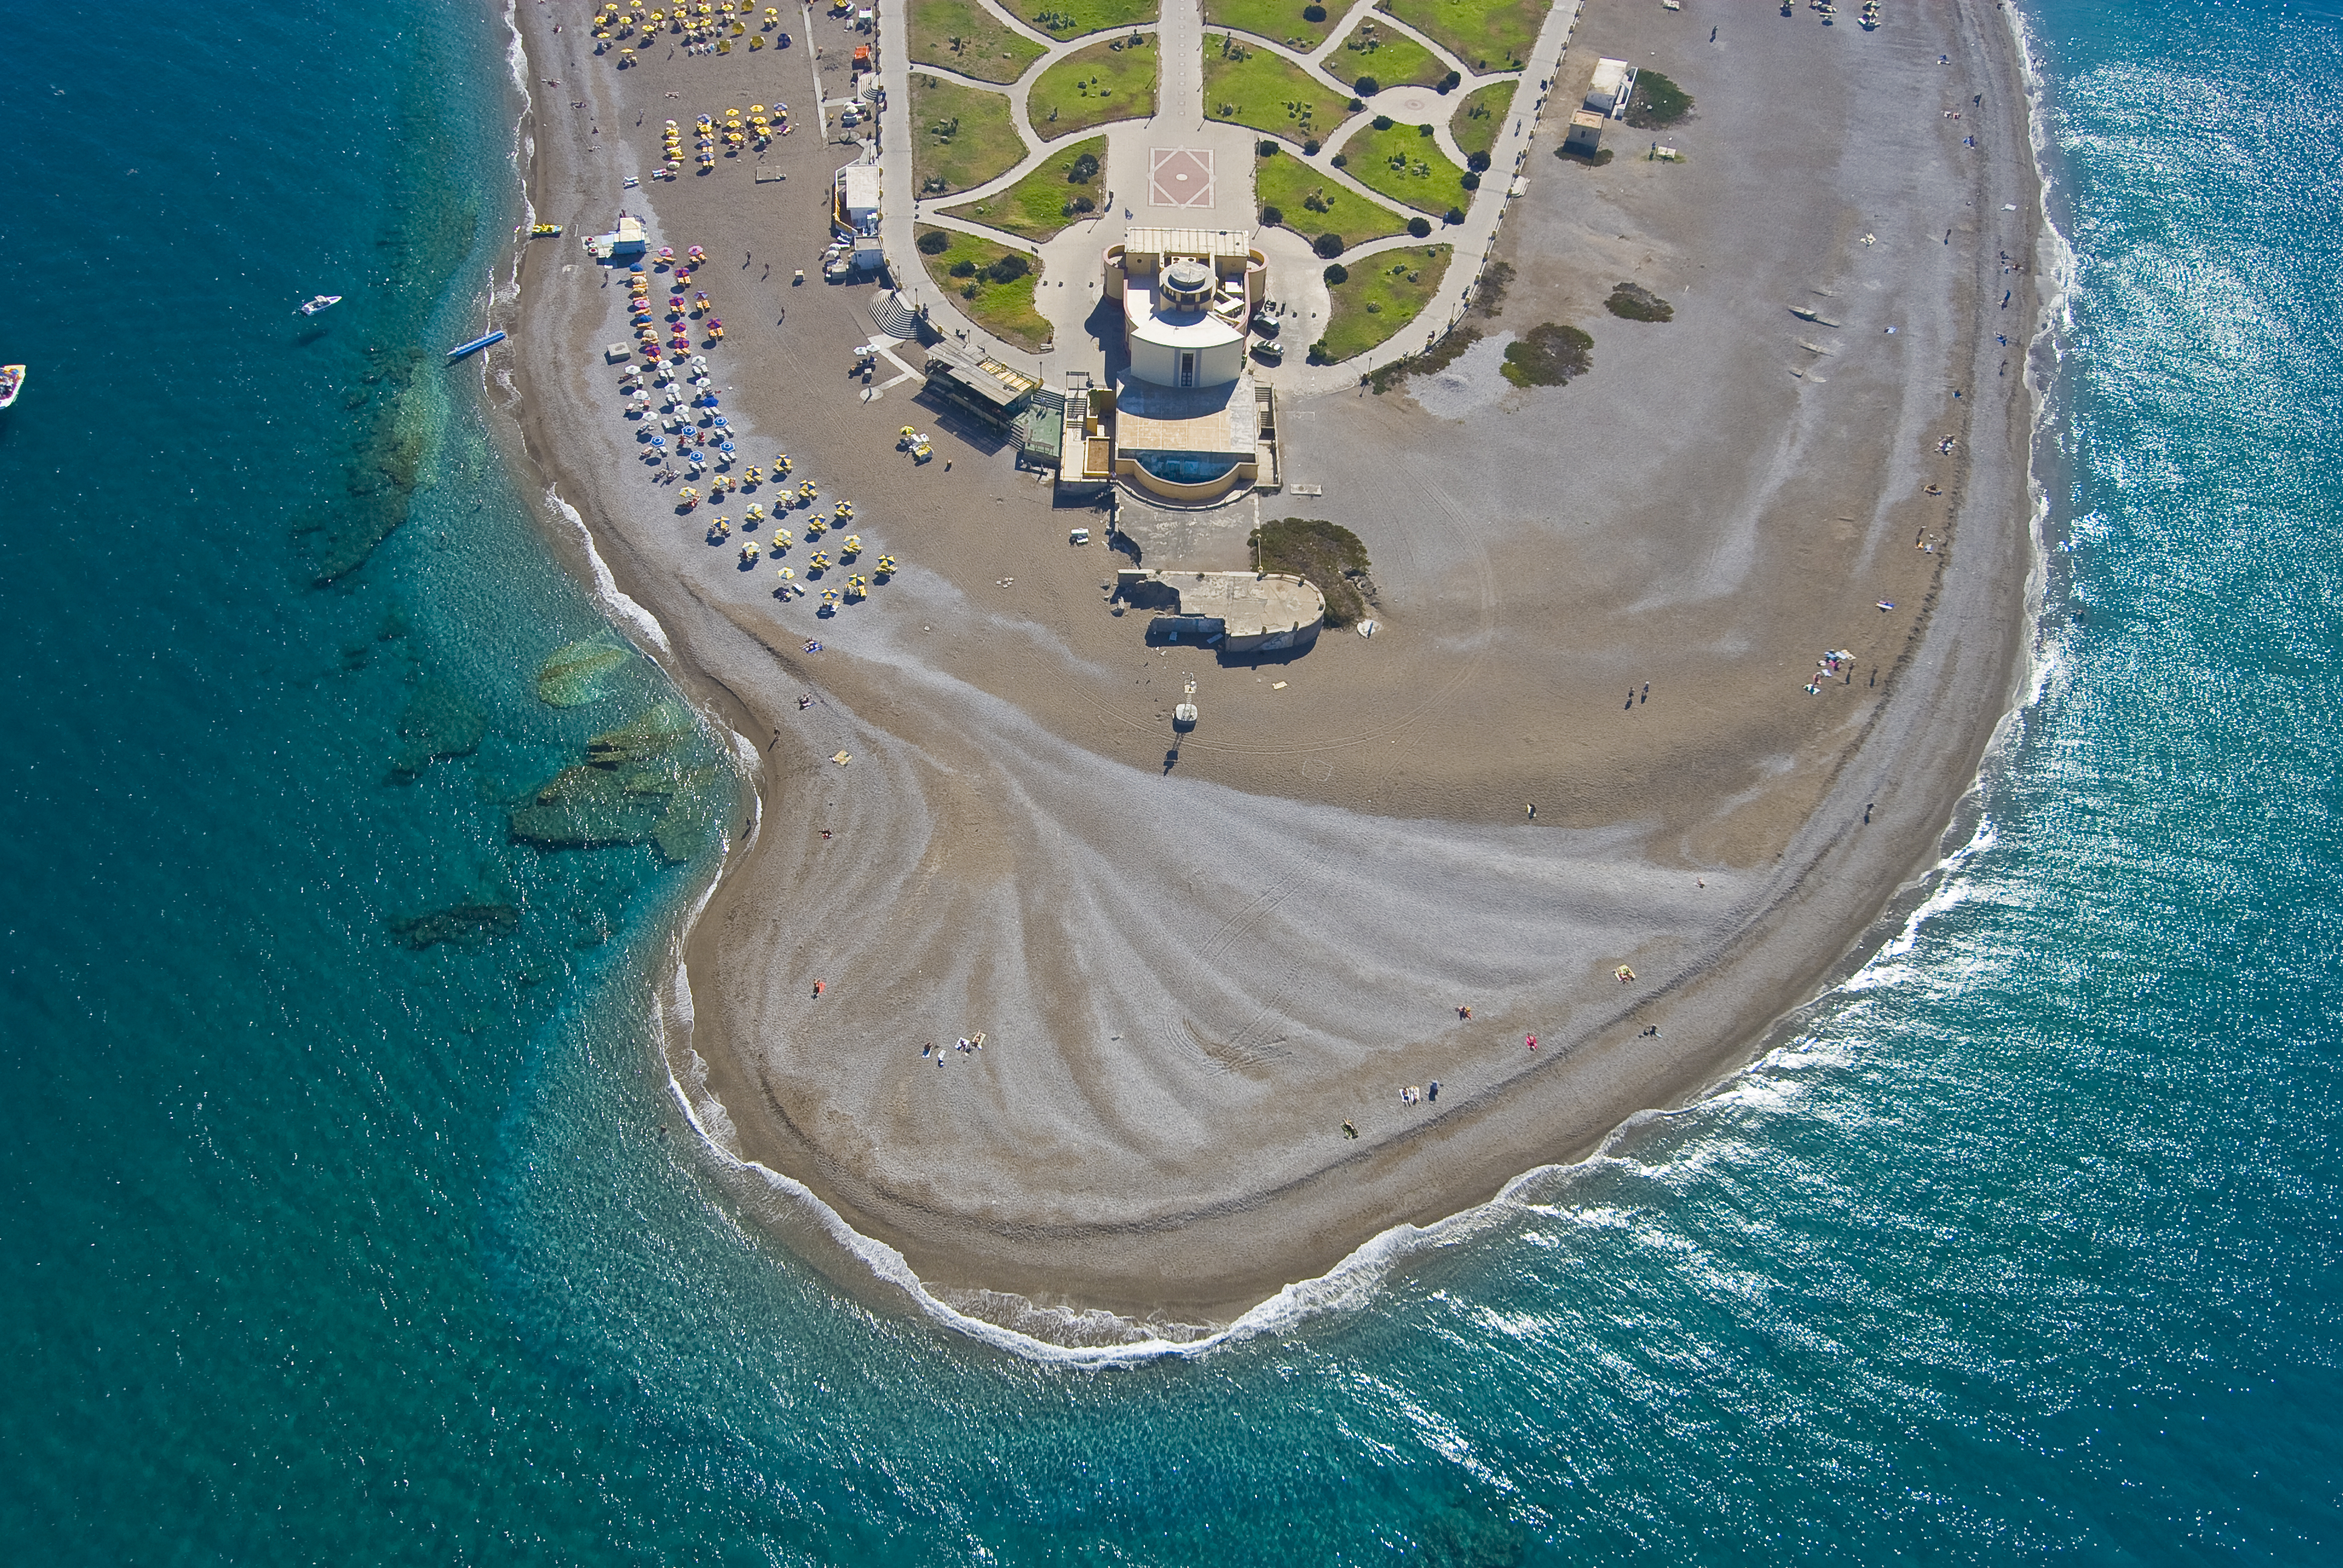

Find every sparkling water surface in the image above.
[1,1,2337,1561]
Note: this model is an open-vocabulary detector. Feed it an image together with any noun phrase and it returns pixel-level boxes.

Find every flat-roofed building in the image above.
[1122,569,1325,653]
[1097,229,1273,501]
[1564,58,1633,157]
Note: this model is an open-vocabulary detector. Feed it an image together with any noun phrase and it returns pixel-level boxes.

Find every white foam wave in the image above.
[542,485,674,658]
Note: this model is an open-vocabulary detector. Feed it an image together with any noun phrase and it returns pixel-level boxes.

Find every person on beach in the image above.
[1527,1034,1537,1051]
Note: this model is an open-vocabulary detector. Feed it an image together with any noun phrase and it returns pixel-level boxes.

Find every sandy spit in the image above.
[492,0,2049,1333]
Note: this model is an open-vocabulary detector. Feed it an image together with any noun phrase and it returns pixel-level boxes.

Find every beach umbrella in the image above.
[874,555,896,573]
[776,567,794,581]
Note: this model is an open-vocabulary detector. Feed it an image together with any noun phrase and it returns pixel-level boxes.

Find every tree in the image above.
[1313,232,1346,258]
[1260,204,1285,226]
[988,252,1031,283]
[949,258,977,276]
[1303,136,1320,155]
[1467,149,1491,172]
[1443,206,1465,224]
[1371,114,1394,131]
[1460,171,1481,191]
[1438,70,1461,93]
[1302,3,1326,19]
[1407,215,1432,238]
[1356,76,1380,97]
[1259,139,1279,157]
[1069,150,1101,183]
[1322,263,1349,285]
[917,229,950,254]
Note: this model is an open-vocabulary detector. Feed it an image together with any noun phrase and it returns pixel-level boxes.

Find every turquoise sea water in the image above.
[3,0,2338,1561]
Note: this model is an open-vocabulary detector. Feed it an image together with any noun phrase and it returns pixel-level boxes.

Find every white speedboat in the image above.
[297,295,342,316]
[0,364,22,410]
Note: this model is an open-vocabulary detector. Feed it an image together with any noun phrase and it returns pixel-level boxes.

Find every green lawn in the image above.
[909,74,1028,197]
[1314,244,1452,362]
[1254,148,1410,244]
[1331,19,1444,92]
[1449,79,1515,160]
[1377,0,1544,72]
[1203,34,1349,146]
[940,136,1107,241]
[905,0,1047,83]
[913,225,1053,351]
[1339,120,1470,215]
[1024,0,1159,39]
[1202,0,1338,50]
[1027,34,1159,136]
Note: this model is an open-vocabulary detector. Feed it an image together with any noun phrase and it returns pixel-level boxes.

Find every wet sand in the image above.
[499,0,2049,1331]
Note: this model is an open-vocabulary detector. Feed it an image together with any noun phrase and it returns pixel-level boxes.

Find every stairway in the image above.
[868,291,921,339]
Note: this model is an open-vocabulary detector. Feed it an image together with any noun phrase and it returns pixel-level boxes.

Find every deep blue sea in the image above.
[3,0,2338,1561]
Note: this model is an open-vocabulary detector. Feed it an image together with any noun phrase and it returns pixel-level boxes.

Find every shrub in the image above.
[1604,281,1674,322]
[1501,321,1594,387]
[1069,151,1101,183]
[1323,262,1349,284]
[988,252,1031,283]
[917,230,950,255]
[1439,70,1461,93]
[1371,113,1394,131]
[1460,171,1480,191]
[1314,232,1346,258]
[1356,75,1380,97]
[1466,149,1491,172]
[1406,216,1432,238]
[1443,206,1465,224]
[1303,137,1321,155]
[1330,152,1348,168]
[1348,96,1365,112]
[949,257,978,276]
[1066,195,1095,215]
[1260,203,1284,226]
[1302,1,1326,18]
[1259,139,1279,157]
[1624,71,1693,129]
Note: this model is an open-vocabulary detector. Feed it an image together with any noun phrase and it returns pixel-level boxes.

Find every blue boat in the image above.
[445,329,507,362]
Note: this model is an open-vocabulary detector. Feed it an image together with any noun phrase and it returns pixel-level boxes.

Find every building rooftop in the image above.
[1116,375,1255,458]
[1125,280,1248,350]
[1142,570,1325,641]
[1122,226,1253,259]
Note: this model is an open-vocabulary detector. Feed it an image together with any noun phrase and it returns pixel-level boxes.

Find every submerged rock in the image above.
[390,679,488,780]
[535,632,635,707]
[390,899,519,950]
[510,701,721,861]
[310,347,430,586]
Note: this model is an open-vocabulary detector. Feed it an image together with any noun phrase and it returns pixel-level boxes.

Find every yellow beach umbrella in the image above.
[777,566,795,581]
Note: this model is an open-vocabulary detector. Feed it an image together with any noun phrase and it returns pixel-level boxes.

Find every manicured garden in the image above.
[1376,0,1542,73]
[913,225,1052,350]
[1023,0,1159,39]
[1202,0,1339,50]
[1254,146,1410,244]
[910,74,1029,197]
[1449,79,1515,161]
[1339,119,1470,215]
[940,137,1107,242]
[1203,34,1349,145]
[1312,244,1452,362]
[1028,34,1159,136]
[905,0,1047,83]
[1332,19,1445,92]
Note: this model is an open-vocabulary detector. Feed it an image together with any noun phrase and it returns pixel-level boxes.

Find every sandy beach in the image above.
[496,0,2049,1331]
